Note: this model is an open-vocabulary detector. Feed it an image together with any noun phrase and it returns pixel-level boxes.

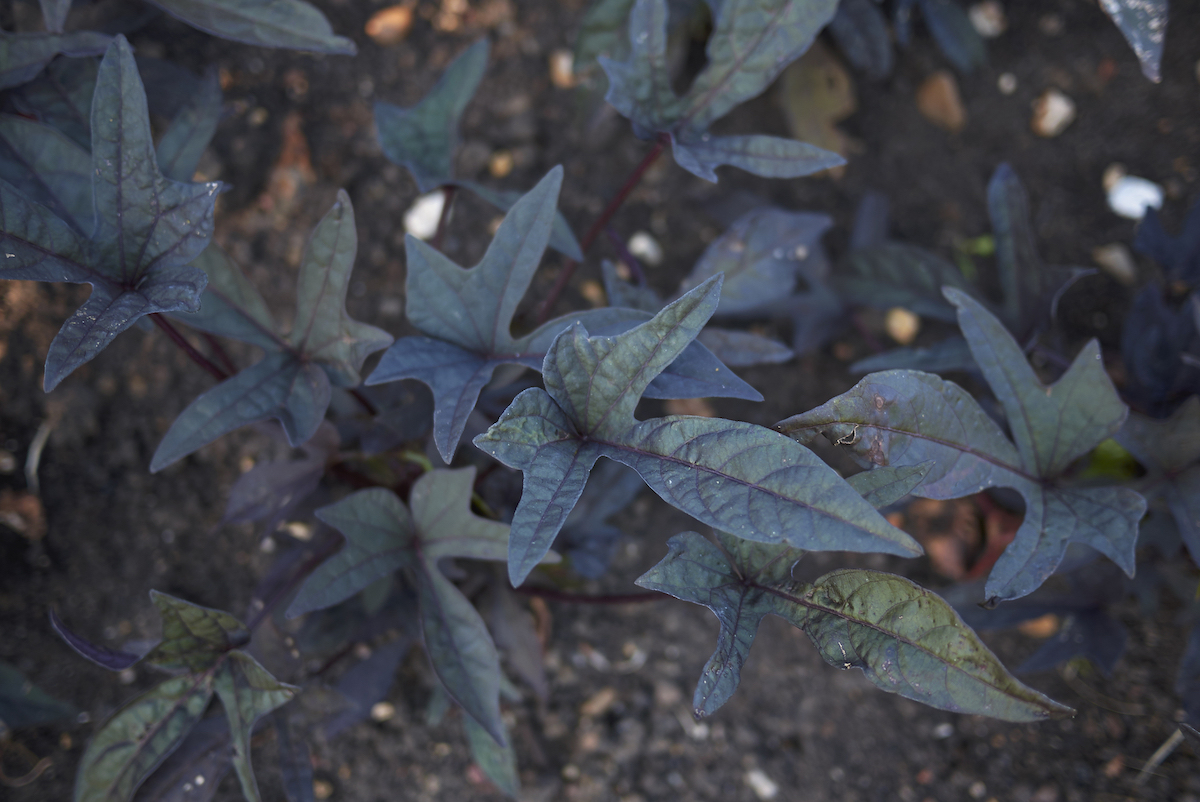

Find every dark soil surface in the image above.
[3,1,1200,801]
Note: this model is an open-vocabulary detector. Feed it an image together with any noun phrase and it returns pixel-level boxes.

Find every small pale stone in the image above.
[313,779,333,800]
[628,231,664,265]
[997,72,1017,95]
[1103,163,1127,192]
[1092,243,1138,285]
[370,702,395,721]
[932,722,955,739]
[403,191,445,240]
[1108,175,1163,219]
[365,5,414,44]
[488,150,514,178]
[968,2,1006,38]
[745,768,779,800]
[580,686,617,717]
[885,307,920,345]
[1031,89,1075,137]
[917,71,967,133]
[549,49,575,88]
[1017,614,1059,638]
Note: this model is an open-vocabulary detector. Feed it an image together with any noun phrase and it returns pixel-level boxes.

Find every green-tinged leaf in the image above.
[0,36,221,391]
[148,0,356,54]
[145,591,249,673]
[375,40,488,193]
[477,276,919,585]
[0,660,76,730]
[289,190,393,387]
[9,55,97,149]
[778,289,1145,602]
[846,462,933,509]
[575,0,636,93]
[0,113,94,234]
[150,351,331,472]
[74,675,215,802]
[1098,0,1167,82]
[156,69,222,183]
[367,168,562,461]
[213,652,297,802]
[292,470,511,742]
[695,327,794,368]
[677,207,831,316]
[463,710,519,798]
[0,29,111,90]
[834,243,973,322]
[848,337,975,374]
[172,244,279,350]
[600,0,842,181]
[989,163,1041,328]
[637,531,802,717]
[795,568,1071,720]
[453,180,583,261]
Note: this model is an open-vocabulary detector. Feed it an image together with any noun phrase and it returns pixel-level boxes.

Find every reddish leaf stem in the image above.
[536,133,669,323]
[151,314,229,381]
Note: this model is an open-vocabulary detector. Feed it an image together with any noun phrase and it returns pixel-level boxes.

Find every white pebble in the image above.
[628,231,664,266]
[403,191,445,240]
[997,72,1017,95]
[969,2,1007,38]
[745,768,779,800]
[1031,89,1076,137]
[1107,175,1163,220]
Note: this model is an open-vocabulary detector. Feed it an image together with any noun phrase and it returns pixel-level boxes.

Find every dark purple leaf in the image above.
[132,718,232,802]
[212,652,296,802]
[1017,610,1128,676]
[834,243,973,322]
[828,0,893,79]
[1134,196,1200,288]
[274,712,315,802]
[1121,285,1197,410]
[50,608,142,671]
[156,68,222,183]
[324,637,411,738]
[0,29,111,90]
[0,659,77,729]
[39,0,73,34]
[223,421,338,532]
[557,459,646,578]
[0,113,94,234]
[147,0,356,54]
[916,0,985,72]
[9,55,98,149]
[484,583,549,700]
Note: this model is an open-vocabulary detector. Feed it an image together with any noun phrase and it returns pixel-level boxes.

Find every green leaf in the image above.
[463,711,519,798]
[574,0,637,91]
[0,29,111,90]
[172,244,279,351]
[845,462,933,509]
[795,568,1072,720]
[778,289,1145,602]
[74,674,215,802]
[148,0,357,54]
[375,40,488,193]
[156,68,222,183]
[600,0,844,181]
[0,36,221,391]
[453,180,583,261]
[145,590,249,673]
[0,113,94,234]
[291,469,512,742]
[0,660,76,730]
[477,276,920,586]
[833,243,973,322]
[213,652,297,802]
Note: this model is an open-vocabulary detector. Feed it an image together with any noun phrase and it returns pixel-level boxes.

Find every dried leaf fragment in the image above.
[917,71,966,133]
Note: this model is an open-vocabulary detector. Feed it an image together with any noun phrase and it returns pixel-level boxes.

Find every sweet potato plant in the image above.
[0,0,1193,800]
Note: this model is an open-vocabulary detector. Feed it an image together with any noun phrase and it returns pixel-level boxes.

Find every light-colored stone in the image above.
[969,2,1007,38]
[917,71,967,133]
[1031,89,1075,137]
[365,5,414,45]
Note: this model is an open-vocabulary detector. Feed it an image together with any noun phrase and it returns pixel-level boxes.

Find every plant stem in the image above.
[513,586,663,605]
[536,133,669,323]
[349,387,379,416]
[431,184,457,252]
[151,314,229,382]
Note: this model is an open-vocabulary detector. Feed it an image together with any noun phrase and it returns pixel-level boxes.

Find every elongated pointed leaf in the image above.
[75,675,215,802]
[677,207,831,316]
[916,0,986,72]
[478,277,919,585]
[463,712,519,798]
[123,717,232,802]
[828,0,893,79]
[695,328,793,367]
[453,180,583,260]
[156,69,222,183]
[846,462,933,509]
[150,351,331,472]
[834,243,972,321]
[50,609,141,671]
[274,713,315,802]
[989,163,1041,328]
[290,190,393,387]
[39,0,73,33]
[0,113,94,233]
[172,244,280,351]
[796,568,1071,720]
[0,660,76,729]
[848,337,975,374]
[148,0,356,54]
[778,289,1145,602]
[367,168,562,461]
[213,652,297,802]
[1098,0,1168,82]
[0,30,111,90]
[574,0,637,90]
[375,40,488,193]
[9,55,98,149]
[600,0,842,181]
[0,37,221,390]
[145,591,249,673]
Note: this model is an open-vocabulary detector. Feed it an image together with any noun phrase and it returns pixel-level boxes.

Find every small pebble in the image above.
[313,779,333,800]
[365,5,414,45]
[1039,14,1064,36]
[968,2,1006,38]
[933,722,955,739]
[1092,243,1138,285]
[917,71,967,133]
[488,150,513,178]
[628,231,664,265]
[997,72,1017,95]
[403,191,445,240]
[745,768,779,800]
[549,49,575,88]
[370,702,395,721]
[885,307,920,345]
[1031,89,1075,137]
[1108,175,1163,219]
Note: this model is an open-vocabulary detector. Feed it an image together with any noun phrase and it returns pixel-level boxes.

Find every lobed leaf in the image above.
[148,0,356,54]
[0,113,94,233]
[375,40,488,193]
[172,244,279,350]
[213,652,297,802]
[834,243,971,322]
[156,69,222,183]
[74,675,214,802]
[600,0,843,181]
[478,276,919,585]
[0,29,111,90]
[1098,0,1168,82]
[145,591,249,673]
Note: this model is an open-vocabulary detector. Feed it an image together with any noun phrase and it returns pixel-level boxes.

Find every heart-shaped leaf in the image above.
[779,288,1146,602]
[152,190,392,471]
[0,29,111,90]
[0,36,221,391]
[477,275,920,585]
[148,0,356,54]
[638,530,1072,721]
[600,0,844,181]
[290,469,513,743]
[145,590,249,673]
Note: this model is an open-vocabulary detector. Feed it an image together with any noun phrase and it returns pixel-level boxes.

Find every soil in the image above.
[2,1,1200,801]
